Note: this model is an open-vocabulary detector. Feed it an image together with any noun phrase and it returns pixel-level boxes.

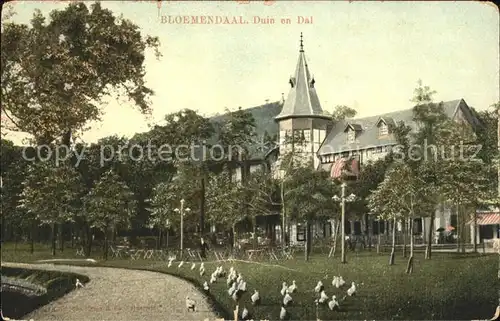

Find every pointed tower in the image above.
[275,33,331,169]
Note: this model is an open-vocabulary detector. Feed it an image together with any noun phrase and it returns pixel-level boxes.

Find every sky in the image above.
[3,0,499,144]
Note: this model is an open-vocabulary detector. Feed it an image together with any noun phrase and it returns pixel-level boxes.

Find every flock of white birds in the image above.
[167,256,360,320]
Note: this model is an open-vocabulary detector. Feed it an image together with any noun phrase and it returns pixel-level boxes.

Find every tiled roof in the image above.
[317,99,471,156]
[275,48,330,120]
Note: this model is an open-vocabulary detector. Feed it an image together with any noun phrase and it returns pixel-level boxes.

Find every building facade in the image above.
[222,34,488,245]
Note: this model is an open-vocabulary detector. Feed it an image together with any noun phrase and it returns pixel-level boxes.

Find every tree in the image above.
[284,164,334,261]
[330,105,357,123]
[410,80,448,260]
[19,160,84,256]
[83,169,136,260]
[1,2,161,145]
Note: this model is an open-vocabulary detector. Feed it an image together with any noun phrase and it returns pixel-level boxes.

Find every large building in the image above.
[220,34,492,246]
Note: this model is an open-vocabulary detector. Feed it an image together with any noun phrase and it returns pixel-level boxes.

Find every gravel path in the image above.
[2,262,218,321]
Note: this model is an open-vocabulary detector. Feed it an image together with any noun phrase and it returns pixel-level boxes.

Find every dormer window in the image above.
[379,123,388,136]
[347,129,355,143]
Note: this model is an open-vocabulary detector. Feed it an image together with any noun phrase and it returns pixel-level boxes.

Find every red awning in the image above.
[330,157,360,179]
[467,213,500,225]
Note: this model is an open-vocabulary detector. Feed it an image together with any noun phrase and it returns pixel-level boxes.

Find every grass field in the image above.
[2,243,499,320]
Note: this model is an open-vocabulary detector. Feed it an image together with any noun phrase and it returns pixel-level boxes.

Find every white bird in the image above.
[287,280,297,293]
[200,262,205,271]
[314,281,324,293]
[279,305,287,320]
[328,295,339,310]
[75,278,84,288]
[200,268,205,276]
[167,260,174,268]
[185,296,196,311]
[203,281,210,292]
[191,263,196,270]
[283,292,293,306]
[228,282,237,296]
[236,273,243,283]
[280,282,288,296]
[232,289,242,302]
[318,290,328,303]
[210,274,217,283]
[178,261,184,268]
[338,276,346,287]
[332,276,340,288]
[238,280,247,292]
[251,289,260,305]
[241,306,249,320]
[347,282,356,296]
[227,275,234,286]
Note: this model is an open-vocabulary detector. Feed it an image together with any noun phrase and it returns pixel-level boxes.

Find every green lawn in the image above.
[2,243,499,320]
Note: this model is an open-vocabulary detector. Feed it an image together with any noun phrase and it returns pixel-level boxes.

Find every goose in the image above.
[178,261,184,268]
[185,296,196,311]
[167,258,174,267]
[191,263,196,270]
[232,289,243,302]
[283,292,293,306]
[332,276,340,288]
[238,280,247,292]
[75,278,84,288]
[328,295,339,310]
[287,280,297,293]
[236,273,243,283]
[314,281,324,293]
[227,275,234,286]
[241,306,250,320]
[200,268,205,276]
[210,274,217,283]
[279,305,287,320]
[338,276,346,287]
[347,282,356,296]
[318,290,329,303]
[251,289,260,305]
[203,281,210,293]
[228,282,237,296]
[200,262,205,271]
[280,282,288,296]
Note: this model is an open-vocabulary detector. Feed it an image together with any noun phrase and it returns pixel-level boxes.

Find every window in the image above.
[296,224,305,241]
[379,123,388,136]
[347,129,355,143]
[303,129,311,141]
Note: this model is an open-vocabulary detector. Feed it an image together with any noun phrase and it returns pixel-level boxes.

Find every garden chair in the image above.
[109,245,121,258]
[143,249,154,259]
[75,246,85,257]
[214,251,226,262]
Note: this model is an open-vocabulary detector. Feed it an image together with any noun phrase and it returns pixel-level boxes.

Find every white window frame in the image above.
[379,123,388,136]
[347,129,355,143]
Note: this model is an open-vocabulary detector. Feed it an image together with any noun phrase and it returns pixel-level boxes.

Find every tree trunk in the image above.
[104,227,109,260]
[51,223,56,256]
[30,221,36,254]
[402,219,407,258]
[200,175,206,234]
[252,217,258,250]
[331,219,340,258]
[377,221,381,253]
[158,229,162,250]
[389,217,396,265]
[473,210,478,253]
[304,221,310,261]
[406,217,414,274]
[367,215,373,250]
[58,223,64,252]
[85,224,92,257]
[425,213,434,260]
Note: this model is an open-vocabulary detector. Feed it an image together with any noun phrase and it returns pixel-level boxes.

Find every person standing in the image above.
[200,237,209,258]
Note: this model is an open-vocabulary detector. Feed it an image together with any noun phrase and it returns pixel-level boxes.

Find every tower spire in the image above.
[299,32,304,52]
